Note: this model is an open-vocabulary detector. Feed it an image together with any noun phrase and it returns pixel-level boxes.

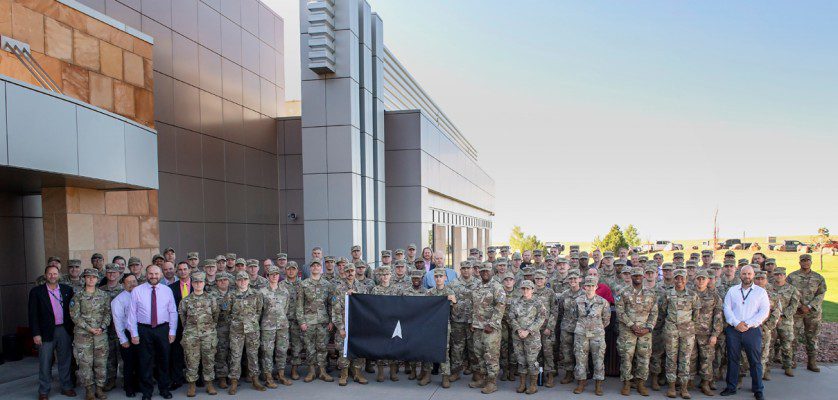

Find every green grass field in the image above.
[562,237,836,321]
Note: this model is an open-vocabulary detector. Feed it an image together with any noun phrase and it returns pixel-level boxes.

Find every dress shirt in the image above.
[179,279,191,299]
[112,291,132,344]
[723,283,770,329]
[596,283,614,304]
[127,282,178,337]
[422,260,431,273]
[46,285,64,325]
[422,268,458,289]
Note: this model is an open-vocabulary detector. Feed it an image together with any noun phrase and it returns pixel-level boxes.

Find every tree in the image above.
[593,224,629,253]
[813,227,830,245]
[624,224,641,247]
[509,225,544,253]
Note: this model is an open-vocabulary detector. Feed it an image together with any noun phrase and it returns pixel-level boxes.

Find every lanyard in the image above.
[740,286,753,304]
[48,288,63,308]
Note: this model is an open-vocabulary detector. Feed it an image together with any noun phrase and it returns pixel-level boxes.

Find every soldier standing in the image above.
[754,270,781,381]
[259,265,291,388]
[208,272,233,389]
[510,280,547,395]
[572,276,610,396]
[370,266,402,382]
[558,270,583,385]
[402,269,428,381]
[178,271,219,397]
[281,260,304,380]
[423,269,458,388]
[469,262,506,394]
[246,260,268,290]
[450,261,478,380]
[787,253,826,372]
[500,271,519,382]
[391,259,411,291]
[661,269,701,399]
[99,264,123,392]
[70,268,112,400]
[770,267,799,377]
[615,267,658,396]
[297,259,334,383]
[227,271,265,394]
[532,270,558,387]
[650,262,674,389]
[689,269,723,396]
[331,263,368,385]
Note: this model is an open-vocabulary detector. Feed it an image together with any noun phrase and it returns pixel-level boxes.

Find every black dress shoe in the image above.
[160,392,173,399]
[755,392,764,400]
[720,388,737,396]
[124,392,135,398]
[169,382,183,390]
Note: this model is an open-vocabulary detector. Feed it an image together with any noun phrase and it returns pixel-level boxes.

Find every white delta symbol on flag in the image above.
[392,320,403,339]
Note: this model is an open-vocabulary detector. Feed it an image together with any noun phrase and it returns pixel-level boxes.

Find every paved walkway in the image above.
[1,358,836,399]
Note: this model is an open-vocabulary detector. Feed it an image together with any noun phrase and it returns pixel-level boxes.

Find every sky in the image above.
[264,0,838,243]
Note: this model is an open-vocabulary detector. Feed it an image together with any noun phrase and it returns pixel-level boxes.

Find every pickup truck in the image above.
[642,241,684,252]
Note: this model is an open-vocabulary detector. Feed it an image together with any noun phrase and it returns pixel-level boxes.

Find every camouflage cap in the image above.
[407,243,417,250]
[614,259,627,266]
[501,245,511,252]
[512,252,523,260]
[376,265,392,275]
[265,265,281,275]
[216,254,226,261]
[337,257,348,264]
[105,263,122,273]
[495,258,508,266]
[724,250,736,257]
[276,253,288,260]
[773,267,787,275]
[433,268,446,277]
[673,262,685,269]
[723,259,736,267]
[469,247,479,254]
[522,266,534,275]
[68,259,82,267]
[226,253,237,260]
[673,252,684,258]
[394,259,406,267]
[695,269,710,279]
[630,267,644,276]
[661,262,674,271]
[351,245,361,251]
[646,260,658,268]
[545,255,555,262]
[152,254,164,262]
[394,249,405,255]
[286,261,299,269]
[534,270,547,279]
[603,251,614,258]
[202,259,217,268]
[235,271,249,280]
[556,257,568,264]
[381,250,392,257]
[533,249,543,256]
[738,258,749,265]
[246,260,259,267]
[478,262,493,272]
[191,272,206,282]
[81,268,99,278]
[765,258,776,265]
[710,262,722,269]
[520,280,535,289]
[343,262,356,271]
[187,252,199,260]
[565,270,581,279]
[754,270,767,279]
[502,272,515,280]
[569,253,580,259]
[47,256,62,264]
[701,250,713,256]
[216,271,232,281]
[235,258,246,265]
[690,252,700,259]
[459,260,472,268]
[621,268,632,275]
[639,256,649,262]
[800,253,812,261]
[324,256,336,262]
[488,246,497,253]
[127,257,142,266]
[579,251,589,259]
[91,253,104,260]
[685,260,697,268]
[410,269,425,278]
[309,258,322,266]
[583,276,598,286]
[673,269,687,277]
[355,261,367,268]
[644,265,657,274]
[163,247,175,254]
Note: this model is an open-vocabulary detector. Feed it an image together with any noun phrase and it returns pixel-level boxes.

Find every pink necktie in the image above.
[151,285,158,328]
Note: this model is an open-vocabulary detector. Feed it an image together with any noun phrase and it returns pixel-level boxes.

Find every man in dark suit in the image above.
[29,264,76,400]
[167,261,192,389]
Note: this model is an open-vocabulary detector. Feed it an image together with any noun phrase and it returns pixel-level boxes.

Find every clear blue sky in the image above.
[267,0,838,243]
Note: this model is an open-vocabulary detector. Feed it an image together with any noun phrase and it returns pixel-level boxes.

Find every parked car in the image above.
[721,239,741,249]
[781,240,808,252]
[641,240,682,252]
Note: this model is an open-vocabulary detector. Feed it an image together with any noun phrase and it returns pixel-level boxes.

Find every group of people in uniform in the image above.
[33,243,827,399]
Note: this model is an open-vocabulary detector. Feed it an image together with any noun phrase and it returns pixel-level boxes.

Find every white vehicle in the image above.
[642,240,682,252]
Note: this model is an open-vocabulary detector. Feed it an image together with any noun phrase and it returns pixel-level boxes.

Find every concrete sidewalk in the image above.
[1,358,836,399]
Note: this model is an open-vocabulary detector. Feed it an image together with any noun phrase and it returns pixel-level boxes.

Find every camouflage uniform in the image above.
[509,286,547,375]
[615,276,658,382]
[209,275,234,380]
[296,275,332,369]
[229,274,264,380]
[532,274,558,375]
[424,279,456,376]
[689,280,723,383]
[402,272,428,375]
[771,274,800,370]
[714,268,741,375]
[661,273,701,386]
[787,265,827,364]
[178,274,219,383]
[331,273,367,371]
[259,276,290,376]
[573,282,610,381]
[558,284,583,375]
[450,275,478,373]
[370,273,402,370]
[471,268,507,382]
[280,275,304,368]
[760,275,782,373]
[69,270,112,388]
[500,277,519,379]
[650,267,675,380]
[99,269,124,387]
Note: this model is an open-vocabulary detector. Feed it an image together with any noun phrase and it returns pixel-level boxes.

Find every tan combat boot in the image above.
[318,365,334,382]
[680,379,691,399]
[573,379,587,394]
[561,370,574,385]
[545,371,555,388]
[85,386,94,400]
[700,379,714,396]
[276,371,292,386]
[186,382,196,397]
[595,380,603,396]
[408,365,417,380]
[418,369,431,386]
[217,377,228,389]
[303,364,316,382]
[263,373,278,389]
[339,368,349,386]
[526,374,538,395]
[290,365,300,380]
[353,366,368,384]
[621,380,632,395]
[389,362,400,381]
[784,367,794,377]
[94,386,107,399]
[376,365,385,382]
[481,377,497,394]
[506,369,516,382]
[666,382,677,398]
[449,370,461,382]
[442,375,451,389]
[227,379,238,395]
[762,368,771,381]
[516,374,527,393]
[103,379,116,392]
[205,381,217,395]
[636,378,649,396]
[651,376,661,391]
[251,375,266,391]
[807,354,820,372]
[468,372,485,388]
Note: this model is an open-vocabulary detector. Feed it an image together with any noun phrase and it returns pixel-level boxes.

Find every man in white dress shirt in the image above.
[721,265,769,400]
[112,274,139,397]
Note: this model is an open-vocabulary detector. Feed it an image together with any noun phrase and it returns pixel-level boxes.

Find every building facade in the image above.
[0,0,492,343]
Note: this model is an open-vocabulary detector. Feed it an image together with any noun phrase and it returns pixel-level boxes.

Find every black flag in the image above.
[347,293,450,363]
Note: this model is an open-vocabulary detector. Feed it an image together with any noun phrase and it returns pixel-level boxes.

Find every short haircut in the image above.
[44,265,60,274]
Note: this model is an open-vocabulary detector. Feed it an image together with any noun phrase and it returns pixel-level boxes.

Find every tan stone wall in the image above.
[43,187,159,268]
[0,0,154,128]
